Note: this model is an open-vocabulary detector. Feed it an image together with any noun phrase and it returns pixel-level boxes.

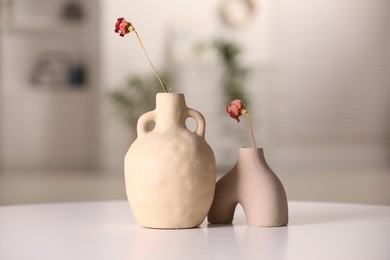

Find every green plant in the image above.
[213,38,250,108]
[110,72,172,128]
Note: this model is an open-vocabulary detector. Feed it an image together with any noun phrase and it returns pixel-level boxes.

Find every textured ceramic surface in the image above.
[208,148,288,227]
[125,93,217,229]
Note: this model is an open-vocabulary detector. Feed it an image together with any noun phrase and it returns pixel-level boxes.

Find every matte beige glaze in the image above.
[208,148,288,227]
[125,93,217,229]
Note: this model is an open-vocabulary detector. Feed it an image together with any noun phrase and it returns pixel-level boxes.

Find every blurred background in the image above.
[0,0,389,205]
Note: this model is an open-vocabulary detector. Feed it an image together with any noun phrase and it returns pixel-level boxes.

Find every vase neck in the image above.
[235,148,270,172]
[154,93,188,131]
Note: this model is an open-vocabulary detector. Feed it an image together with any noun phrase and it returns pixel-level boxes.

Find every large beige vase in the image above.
[208,148,288,227]
[125,93,217,229]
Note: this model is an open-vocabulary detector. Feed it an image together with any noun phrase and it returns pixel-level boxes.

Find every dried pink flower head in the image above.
[115,18,134,37]
[226,99,247,122]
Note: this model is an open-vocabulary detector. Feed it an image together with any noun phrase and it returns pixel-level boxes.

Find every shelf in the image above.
[1,19,83,33]
[0,0,85,33]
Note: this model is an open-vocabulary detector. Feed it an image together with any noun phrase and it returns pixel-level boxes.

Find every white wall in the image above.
[99,0,390,173]
[4,0,385,173]
[270,0,390,171]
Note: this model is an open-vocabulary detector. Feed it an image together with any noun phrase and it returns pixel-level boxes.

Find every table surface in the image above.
[1,201,389,260]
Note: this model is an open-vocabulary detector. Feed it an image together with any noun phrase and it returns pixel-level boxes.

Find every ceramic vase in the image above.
[208,148,288,227]
[125,93,217,229]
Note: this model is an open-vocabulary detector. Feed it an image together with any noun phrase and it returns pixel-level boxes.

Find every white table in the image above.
[1,201,389,260]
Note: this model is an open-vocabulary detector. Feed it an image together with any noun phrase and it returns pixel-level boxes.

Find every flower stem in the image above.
[246,113,257,148]
[132,28,168,92]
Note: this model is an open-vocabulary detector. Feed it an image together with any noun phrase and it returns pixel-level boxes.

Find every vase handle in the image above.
[137,111,156,137]
[187,108,205,138]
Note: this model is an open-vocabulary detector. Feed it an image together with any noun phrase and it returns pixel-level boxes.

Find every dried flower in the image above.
[226,99,257,147]
[226,99,247,122]
[114,18,168,92]
[114,18,134,37]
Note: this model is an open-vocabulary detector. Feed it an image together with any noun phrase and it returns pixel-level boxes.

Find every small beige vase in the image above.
[125,93,217,229]
[208,148,288,227]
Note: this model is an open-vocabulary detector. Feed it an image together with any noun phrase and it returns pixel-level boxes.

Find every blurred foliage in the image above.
[213,38,250,108]
[109,72,173,128]
[111,38,249,129]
